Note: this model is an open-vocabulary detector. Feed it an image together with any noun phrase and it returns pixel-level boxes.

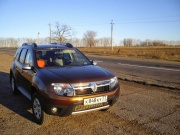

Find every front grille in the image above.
[73,102,109,112]
[71,80,111,96]
[96,85,109,93]
[75,88,92,95]
[75,86,109,95]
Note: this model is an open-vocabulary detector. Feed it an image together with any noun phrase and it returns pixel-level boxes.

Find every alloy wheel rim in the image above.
[33,98,42,120]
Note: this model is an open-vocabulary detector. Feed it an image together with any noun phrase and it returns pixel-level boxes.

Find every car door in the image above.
[15,48,28,87]
[21,49,34,95]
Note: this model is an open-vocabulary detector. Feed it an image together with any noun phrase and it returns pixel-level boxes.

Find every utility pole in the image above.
[48,23,52,43]
[110,20,114,52]
[37,32,40,44]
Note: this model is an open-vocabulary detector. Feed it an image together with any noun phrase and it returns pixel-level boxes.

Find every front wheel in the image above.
[32,93,52,125]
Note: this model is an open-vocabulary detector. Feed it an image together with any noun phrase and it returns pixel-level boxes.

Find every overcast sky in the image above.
[0,0,180,44]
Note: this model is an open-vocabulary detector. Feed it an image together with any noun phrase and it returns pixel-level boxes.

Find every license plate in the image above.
[84,96,107,106]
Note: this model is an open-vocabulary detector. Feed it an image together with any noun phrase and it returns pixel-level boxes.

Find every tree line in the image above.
[0,22,180,47]
[1,37,180,48]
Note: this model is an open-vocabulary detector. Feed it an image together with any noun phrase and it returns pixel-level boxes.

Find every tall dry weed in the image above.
[78,46,180,62]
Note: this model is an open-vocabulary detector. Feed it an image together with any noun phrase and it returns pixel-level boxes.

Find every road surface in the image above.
[88,55,180,89]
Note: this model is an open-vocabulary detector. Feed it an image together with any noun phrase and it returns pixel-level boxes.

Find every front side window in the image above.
[19,49,27,64]
[35,49,91,68]
[25,50,33,66]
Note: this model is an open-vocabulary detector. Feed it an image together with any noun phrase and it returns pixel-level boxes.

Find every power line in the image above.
[114,15,180,22]
[71,23,109,27]
[69,15,180,27]
[115,20,180,24]
[69,19,180,27]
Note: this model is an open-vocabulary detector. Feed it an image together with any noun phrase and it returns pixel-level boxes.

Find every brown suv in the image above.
[10,42,120,125]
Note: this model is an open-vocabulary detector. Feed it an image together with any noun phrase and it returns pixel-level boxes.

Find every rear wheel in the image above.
[32,93,52,125]
[10,76,19,94]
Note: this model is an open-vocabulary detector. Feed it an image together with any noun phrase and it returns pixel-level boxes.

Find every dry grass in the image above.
[78,46,180,62]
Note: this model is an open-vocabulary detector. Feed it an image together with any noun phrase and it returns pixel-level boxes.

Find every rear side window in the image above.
[19,49,27,64]
[14,48,21,60]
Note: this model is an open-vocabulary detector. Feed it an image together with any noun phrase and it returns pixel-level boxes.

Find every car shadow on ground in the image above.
[0,71,35,123]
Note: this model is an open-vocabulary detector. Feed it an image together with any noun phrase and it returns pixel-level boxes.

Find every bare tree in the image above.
[123,38,128,46]
[96,37,111,47]
[0,38,19,48]
[52,22,73,42]
[123,38,134,47]
[83,30,97,47]
[26,38,36,43]
[103,37,111,47]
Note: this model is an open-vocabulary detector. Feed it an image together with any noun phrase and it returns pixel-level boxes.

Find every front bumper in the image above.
[42,86,120,116]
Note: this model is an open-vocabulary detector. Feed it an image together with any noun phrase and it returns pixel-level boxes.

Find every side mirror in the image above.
[22,64,32,70]
[91,60,97,65]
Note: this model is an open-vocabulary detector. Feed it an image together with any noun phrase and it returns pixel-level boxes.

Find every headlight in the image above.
[51,83,74,96]
[110,77,119,91]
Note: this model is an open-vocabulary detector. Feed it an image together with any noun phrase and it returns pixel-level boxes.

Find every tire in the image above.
[32,93,52,125]
[10,75,19,94]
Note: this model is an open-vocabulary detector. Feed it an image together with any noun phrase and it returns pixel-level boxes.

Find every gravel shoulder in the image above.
[0,52,179,135]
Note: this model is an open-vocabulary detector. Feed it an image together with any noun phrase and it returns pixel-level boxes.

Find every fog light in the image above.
[51,107,57,113]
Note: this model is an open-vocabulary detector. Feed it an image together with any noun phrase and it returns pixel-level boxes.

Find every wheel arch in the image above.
[31,86,38,98]
[30,85,46,110]
[10,69,13,83]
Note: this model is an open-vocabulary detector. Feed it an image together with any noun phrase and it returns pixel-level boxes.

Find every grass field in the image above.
[78,46,180,62]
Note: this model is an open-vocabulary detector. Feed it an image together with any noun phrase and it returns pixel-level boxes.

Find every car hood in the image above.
[38,65,114,83]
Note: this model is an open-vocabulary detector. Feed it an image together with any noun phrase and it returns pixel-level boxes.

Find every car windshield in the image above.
[36,48,91,68]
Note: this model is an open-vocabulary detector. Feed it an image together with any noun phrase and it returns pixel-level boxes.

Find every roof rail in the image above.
[51,42,73,48]
[65,43,73,48]
[22,42,37,47]
[51,42,61,45]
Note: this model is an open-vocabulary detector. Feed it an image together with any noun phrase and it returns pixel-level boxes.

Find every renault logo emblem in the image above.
[90,82,97,93]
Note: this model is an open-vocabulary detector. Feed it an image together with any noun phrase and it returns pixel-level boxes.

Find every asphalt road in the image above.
[88,55,180,89]
[0,48,180,89]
